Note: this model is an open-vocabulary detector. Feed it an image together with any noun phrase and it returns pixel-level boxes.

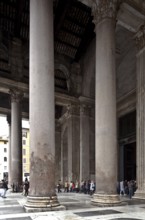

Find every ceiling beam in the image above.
[75,16,95,61]
[14,0,25,37]
[54,0,73,37]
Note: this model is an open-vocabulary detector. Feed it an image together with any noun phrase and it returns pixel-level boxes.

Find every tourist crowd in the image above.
[117,179,137,199]
[57,179,137,199]
[57,180,96,195]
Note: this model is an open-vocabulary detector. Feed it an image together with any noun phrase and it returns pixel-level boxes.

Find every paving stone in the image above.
[0,218,31,220]
[0,206,25,214]
[110,219,141,220]
[0,200,19,205]
[74,209,122,217]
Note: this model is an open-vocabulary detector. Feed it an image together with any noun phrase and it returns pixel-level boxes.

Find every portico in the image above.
[0,0,145,212]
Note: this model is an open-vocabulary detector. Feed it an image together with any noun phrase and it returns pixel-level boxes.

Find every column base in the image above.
[91,193,123,207]
[134,190,145,200]
[24,195,66,212]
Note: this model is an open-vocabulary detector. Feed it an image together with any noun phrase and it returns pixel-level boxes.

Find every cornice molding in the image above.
[117,89,136,117]
[0,76,29,98]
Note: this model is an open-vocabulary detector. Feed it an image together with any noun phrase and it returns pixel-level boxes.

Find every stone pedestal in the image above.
[92,194,121,206]
[10,89,23,189]
[24,0,64,212]
[134,28,145,199]
[91,0,121,205]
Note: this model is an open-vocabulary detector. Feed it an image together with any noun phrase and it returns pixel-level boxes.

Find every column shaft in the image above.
[95,18,117,193]
[10,91,22,188]
[135,32,145,198]
[91,0,121,205]
[29,0,54,197]
[25,0,64,212]
[7,115,11,187]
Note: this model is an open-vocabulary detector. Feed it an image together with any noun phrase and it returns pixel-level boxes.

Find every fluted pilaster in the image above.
[59,104,80,183]
[135,26,145,199]
[80,103,92,182]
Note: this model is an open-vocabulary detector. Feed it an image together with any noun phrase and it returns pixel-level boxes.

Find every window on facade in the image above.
[22,131,27,138]
[4,157,7,162]
[23,140,26,145]
[4,166,7,170]
[4,148,7,152]
[23,158,26,163]
[23,149,26,155]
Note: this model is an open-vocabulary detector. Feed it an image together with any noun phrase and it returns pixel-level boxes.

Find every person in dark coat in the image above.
[24,178,29,196]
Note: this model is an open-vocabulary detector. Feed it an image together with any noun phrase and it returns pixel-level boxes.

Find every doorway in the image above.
[124,142,136,181]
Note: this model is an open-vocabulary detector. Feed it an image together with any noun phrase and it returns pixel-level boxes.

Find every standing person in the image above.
[57,180,61,193]
[120,180,125,195]
[128,180,133,199]
[64,181,68,192]
[24,178,29,196]
[90,180,95,195]
[1,179,8,198]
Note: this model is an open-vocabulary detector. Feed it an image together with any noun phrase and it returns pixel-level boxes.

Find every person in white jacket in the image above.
[120,180,125,195]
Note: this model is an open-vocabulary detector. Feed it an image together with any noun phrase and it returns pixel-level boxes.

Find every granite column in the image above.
[10,89,23,190]
[25,0,64,212]
[91,0,120,205]
[7,115,11,187]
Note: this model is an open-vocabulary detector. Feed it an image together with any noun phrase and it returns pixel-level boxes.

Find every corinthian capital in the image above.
[9,89,23,103]
[135,25,145,51]
[67,104,80,116]
[80,104,91,116]
[91,0,118,25]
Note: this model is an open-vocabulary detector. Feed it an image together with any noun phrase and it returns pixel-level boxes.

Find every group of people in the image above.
[0,179,8,198]
[57,179,137,200]
[57,179,96,195]
[0,177,137,200]
[117,179,137,199]
[0,177,29,199]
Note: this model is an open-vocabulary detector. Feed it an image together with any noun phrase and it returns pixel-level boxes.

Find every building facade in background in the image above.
[22,128,30,181]
[0,129,30,183]
[0,137,8,181]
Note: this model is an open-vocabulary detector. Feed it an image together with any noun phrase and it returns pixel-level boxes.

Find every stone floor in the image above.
[0,191,145,220]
